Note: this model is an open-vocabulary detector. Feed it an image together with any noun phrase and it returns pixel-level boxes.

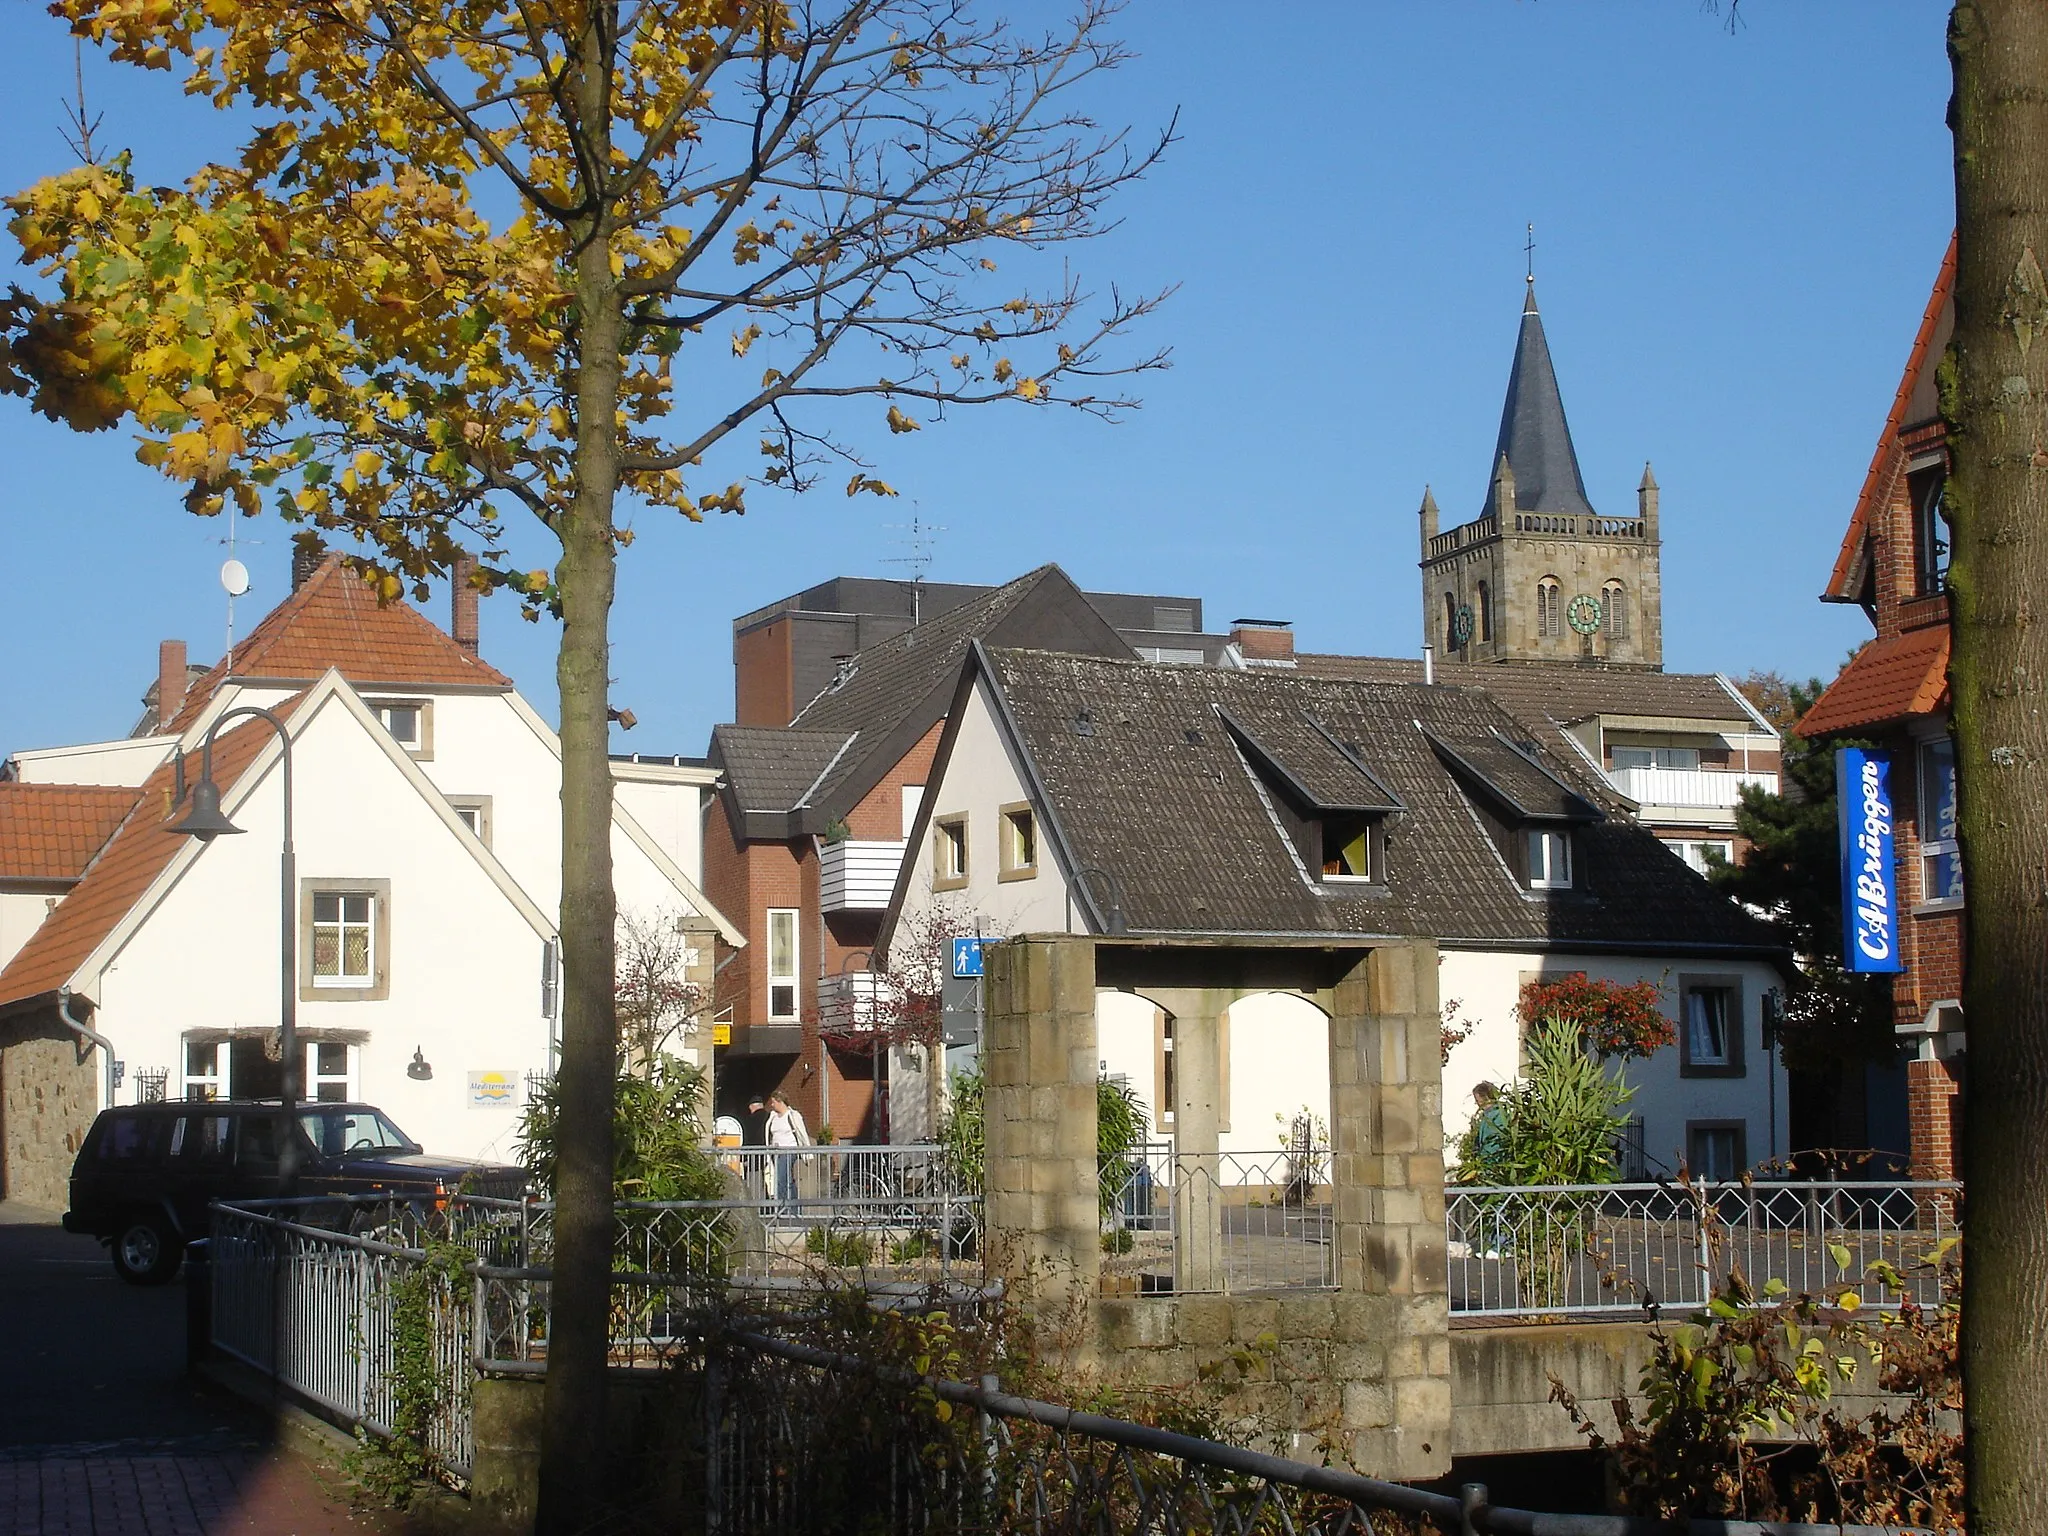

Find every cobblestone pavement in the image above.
[0,1205,400,1535]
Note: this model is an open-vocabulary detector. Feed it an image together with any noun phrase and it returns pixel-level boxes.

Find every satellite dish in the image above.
[220,558,251,597]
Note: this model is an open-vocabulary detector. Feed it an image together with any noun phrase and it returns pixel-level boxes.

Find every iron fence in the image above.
[1446,1179,1960,1318]
[1100,1144,1334,1295]
[704,1324,1933,1536]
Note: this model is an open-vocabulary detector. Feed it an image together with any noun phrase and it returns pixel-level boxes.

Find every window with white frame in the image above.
[933,815,968,889]
[900,784,925,840]
[312,893,377,986]
[1612,744,1702,771]
[1665,838,1735,876]
[308,1041,354,1103]
[183,1039,224,1101]
[1527,828,1572,889]
[1680,977,1745,1077]
[1919,736,1963,905]
[766,908,799,1020]
[369,698,432,758]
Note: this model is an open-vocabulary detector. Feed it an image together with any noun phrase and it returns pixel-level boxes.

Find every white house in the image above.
[878,643,1791,1177]
[0,556,737,1206]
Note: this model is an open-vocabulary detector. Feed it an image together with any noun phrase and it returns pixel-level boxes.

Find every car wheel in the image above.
[112,1213,182,1285]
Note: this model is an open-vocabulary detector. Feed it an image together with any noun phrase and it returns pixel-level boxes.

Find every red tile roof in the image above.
[1826,235,1957,604]
[0,785,144,883]
[1796,625,1950,739]
[0,708,288,1010]
[166,556,510,732]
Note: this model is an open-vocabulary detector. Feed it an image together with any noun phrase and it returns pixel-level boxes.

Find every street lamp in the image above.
[167,705,298,1184]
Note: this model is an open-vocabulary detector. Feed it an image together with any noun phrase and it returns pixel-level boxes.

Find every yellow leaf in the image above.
[1015,377,1041,401]
[886,404,920,434]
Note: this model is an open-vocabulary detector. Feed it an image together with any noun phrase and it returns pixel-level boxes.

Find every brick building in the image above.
[1797,236,1963,1179]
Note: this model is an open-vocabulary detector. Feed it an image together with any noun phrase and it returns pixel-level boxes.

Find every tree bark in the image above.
[1947,5,2048,1530]
[537,16,624,1530]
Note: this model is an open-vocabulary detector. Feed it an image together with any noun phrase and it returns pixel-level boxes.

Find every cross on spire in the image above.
[1524,222,1536,285]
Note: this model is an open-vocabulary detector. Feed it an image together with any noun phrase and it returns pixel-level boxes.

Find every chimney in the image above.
[291,540,325,590]
[1229,618,1295,666]
[156,640,187,728]
[451,551,480,654]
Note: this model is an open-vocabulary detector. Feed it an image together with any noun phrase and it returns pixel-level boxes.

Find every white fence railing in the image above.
[1446,1179,1960,1317]
[1100,1143,1333,1295]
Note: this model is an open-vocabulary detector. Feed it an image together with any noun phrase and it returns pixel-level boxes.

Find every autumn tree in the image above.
[1946,4,2048,1527]
[0,4,1168,1524]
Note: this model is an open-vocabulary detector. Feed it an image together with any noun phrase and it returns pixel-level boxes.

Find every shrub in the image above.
[804,1226,876,1267]
[1518,975,1675,1061]
[1457,1015,1636,1185]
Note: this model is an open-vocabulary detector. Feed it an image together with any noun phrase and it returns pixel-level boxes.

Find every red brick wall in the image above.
[1906,1055,1963,1180]
[734,616,794,726]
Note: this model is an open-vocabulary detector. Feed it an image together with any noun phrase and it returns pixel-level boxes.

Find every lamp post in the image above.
[167,706,297,1186]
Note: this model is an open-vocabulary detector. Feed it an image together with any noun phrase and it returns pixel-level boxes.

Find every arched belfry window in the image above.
[1444,590,1459,650]
[1537,576,1562,638]
[1476,581,1492,643]
[1604,580,1629,640]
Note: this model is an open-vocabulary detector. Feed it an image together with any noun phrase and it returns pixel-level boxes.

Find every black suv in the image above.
[64,1101,528,1283]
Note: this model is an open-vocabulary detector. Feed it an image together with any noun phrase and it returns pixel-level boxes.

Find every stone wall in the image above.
[1,1007,98,1209]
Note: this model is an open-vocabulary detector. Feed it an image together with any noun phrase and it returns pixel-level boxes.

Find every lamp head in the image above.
[166,777,244,842]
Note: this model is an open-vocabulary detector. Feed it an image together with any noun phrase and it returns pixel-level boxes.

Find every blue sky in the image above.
[0,3,1953,760]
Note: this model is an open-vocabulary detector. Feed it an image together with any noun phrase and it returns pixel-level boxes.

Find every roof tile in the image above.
[0,785,143,883]
[1795,627,1950,739]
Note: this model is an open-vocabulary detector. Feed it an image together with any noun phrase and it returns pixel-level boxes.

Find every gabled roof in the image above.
[1825,235,1957,606]
[929,648,1778,955]
[1294,655,1771,738]
[0,704,290,1012]
[718,565,1135,842]
[1425,731,1601,823]
[1795,626,1951,739]
[0,785,144,883]
[1219,711,1401,814]
[1485,285,1595,520]
[166,555,511,732]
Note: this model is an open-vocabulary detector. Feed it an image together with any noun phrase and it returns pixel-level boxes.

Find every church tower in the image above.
[1418,278,1663,669]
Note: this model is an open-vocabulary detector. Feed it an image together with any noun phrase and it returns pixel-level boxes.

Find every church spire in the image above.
[1484,282,1595,521]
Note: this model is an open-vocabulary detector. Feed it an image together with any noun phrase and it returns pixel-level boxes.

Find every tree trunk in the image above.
[538,24,624,1531]
[1947,5,2048,1530]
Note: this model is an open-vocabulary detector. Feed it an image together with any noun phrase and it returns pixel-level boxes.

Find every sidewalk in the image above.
[0,1442,401,1536]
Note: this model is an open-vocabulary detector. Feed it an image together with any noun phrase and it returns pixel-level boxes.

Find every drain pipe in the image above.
[57,987,117,1111]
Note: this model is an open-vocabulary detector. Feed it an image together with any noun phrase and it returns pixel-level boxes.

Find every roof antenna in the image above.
[884,511,946,626]
[217,492,259,676]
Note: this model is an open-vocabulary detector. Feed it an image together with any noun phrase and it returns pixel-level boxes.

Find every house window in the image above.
[183,1040,224,1101]
[369,698,434,759]
[1919,736,1963,905]
[766,908,799,1020]
[900,784,925,840]
[1475,581,1492,643]
[301,880,392,1000]
[1527,828,1572,889]
[933,815,968,890]
[1680,977,1745,1077]
[448,796,492,846]
[1688,1122,1747,1181]
[1537,577,1562,638]
[1603,580,1629,640]
[1320,815,1382,882]
[1611,744,1702,772]
[308,1041,354,1103]
[999,803,1038,881]
[1665,839,1734,876]
[313,895,376,985]
[1910,463,1950,597]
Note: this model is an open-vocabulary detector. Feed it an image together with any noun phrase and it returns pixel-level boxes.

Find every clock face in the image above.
[1451,604,1475,646]
[1566,594,1605,635]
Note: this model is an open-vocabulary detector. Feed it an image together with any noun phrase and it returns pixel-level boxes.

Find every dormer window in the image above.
[1528,828,1573,889]
[1319,814,1384,882]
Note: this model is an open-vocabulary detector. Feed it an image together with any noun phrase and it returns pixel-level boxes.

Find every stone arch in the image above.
[1603,578,1629,640]
[1537,574,1561,637]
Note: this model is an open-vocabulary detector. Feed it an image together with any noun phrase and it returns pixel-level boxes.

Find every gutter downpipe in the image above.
[56,987,116,1111]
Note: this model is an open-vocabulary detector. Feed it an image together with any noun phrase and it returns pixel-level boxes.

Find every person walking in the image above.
[763,1090,811,1210]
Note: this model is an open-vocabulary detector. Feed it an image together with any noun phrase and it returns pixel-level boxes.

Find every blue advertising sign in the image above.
[1837,748,1905,973]
[950,936,986,979]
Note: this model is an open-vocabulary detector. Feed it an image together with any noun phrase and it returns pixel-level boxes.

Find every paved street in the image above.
[0,1203,398,1535]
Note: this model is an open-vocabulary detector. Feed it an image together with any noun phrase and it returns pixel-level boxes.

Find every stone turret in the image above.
[1419,486,1439,550]
[1638,462,1660,540]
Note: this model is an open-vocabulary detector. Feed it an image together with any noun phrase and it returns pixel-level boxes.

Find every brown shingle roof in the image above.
[166,557,509,732]
[1795,627,1950,739]
[0,785,143,883]
[0,708,287,1009]
[1294,655,1760,730]
[982,648,1777,953]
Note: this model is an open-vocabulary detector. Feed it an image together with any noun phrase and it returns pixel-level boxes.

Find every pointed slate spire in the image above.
[1485,284,1595,520]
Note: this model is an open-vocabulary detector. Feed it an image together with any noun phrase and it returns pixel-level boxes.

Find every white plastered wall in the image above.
[1439,947,1790,1177]
[6,736,174,786]
[84,689,553,1163]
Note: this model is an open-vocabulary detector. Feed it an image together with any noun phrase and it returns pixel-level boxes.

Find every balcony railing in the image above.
[818,970,901,1033]
[1607,766,1777,809]
[818,838,906,912]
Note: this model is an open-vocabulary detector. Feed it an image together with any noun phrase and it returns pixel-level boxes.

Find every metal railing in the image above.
[1100,1144,1334,1295]
[1446,1179,1960,1318]
[706,1324,1928,1536]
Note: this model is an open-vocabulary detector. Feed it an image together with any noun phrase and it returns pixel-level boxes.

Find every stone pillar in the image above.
[682,915,720,1114]
[984,935,1101,1306]
[1147,990,1227,1294]
[1326,939,1450,1481]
